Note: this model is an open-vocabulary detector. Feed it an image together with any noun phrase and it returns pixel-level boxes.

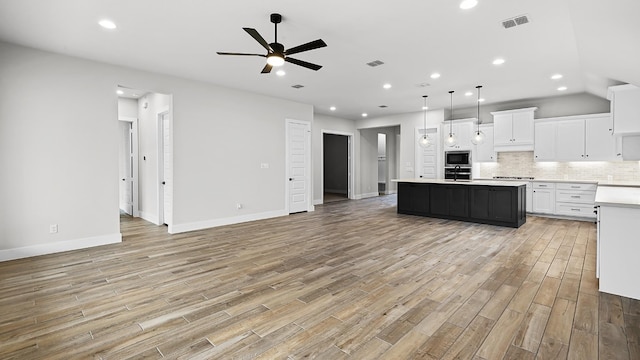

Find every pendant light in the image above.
[471,85,486,145]
[444,90,457,147]
[418,95,432,148]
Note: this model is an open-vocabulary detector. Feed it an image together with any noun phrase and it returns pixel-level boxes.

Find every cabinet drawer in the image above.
[555,190,596,204]
[556,202,597,218]
[533,182,555,189]
[556,183,597,191]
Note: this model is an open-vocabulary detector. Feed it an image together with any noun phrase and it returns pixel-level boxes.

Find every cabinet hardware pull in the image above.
[571,208,580,211]
[571,195,581,198]
[571,186,580,188]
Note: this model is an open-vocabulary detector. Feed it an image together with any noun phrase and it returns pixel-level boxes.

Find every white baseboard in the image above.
[170,209,288,234]
[139,211,160,225]
[0,233,122,262]
[313,198,323,205]
[355,192,379,200]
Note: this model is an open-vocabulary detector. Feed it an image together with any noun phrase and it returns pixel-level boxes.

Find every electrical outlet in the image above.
[236,203,243,209]
[260,163,269,169]
[49,224,58,234]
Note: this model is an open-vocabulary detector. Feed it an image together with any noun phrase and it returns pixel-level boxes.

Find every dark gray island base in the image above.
[395,180,527,228]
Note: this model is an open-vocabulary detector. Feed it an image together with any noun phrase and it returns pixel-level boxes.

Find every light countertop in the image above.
[595,186,640,208]
[476,178,640,187]
[392,179,528,187]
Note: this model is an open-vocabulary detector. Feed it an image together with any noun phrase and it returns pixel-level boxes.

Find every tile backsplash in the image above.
[478,152,640,181]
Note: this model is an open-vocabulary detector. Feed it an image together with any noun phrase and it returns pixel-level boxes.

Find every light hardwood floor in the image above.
[1,195,638,359]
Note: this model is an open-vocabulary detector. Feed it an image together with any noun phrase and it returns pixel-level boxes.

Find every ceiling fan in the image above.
[217,13,327,74]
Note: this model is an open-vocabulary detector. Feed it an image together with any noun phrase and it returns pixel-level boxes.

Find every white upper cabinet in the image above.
[473,124,496,162]
[608,84,640,135]
[491,107,537,152]
[534,121,556,161]
[442,119,473,150]
[535,113,619,162]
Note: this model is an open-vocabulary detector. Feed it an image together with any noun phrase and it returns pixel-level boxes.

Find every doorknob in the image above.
[122,178,125,181]
[289,178,293,181]
[162,181,166,185]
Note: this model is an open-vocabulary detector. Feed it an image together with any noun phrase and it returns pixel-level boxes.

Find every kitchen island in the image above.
[393,179,527,228]
[595,185,640,300]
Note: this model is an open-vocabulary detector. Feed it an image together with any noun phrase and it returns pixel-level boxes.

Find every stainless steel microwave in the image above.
[445,150,471,167]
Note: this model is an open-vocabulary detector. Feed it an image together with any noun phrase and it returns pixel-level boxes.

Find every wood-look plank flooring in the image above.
[1,195,639,359]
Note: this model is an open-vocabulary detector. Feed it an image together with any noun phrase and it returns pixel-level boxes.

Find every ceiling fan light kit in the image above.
[217,13,327,74]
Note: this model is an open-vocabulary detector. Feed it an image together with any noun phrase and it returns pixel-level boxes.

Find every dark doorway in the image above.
[323,133,349,203]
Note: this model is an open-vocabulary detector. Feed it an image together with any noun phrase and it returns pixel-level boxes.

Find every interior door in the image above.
[287,120,310,213]
[119,121,134,215]
[161,112,172,225]
[415,128,438,179]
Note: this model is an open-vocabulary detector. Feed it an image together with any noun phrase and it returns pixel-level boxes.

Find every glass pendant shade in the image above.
[417,95,432,148]
[471,130,485,145]
[418,134,431,148]
[445,133,457,147]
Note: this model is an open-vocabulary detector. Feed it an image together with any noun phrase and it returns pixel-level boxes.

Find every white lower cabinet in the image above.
[525,182,532,213]
[532,182,555,214]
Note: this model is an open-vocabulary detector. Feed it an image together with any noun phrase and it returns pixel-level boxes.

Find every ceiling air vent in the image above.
[291,84,304,89]
[502,14,530,29]
[366,60,385,67]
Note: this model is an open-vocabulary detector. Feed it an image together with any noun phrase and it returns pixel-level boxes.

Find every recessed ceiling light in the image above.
[492,58,505,65]
[132,93,138,97]
[430,73,441,79]
[460,0,478,10]
[276,70,286,76]
[98,19,117,30]
[551,74,563,80]
[362,113,368,117]
[478,98,486,102]
[422,106,429,110]
[383,83,392,89]
[116,90,124,95]
[557,86,567,91]
[330,106,336,111]
[465,91,473,96]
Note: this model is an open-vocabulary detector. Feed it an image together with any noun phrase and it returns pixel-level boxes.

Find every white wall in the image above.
[117,98,138,119]
[356,109,446,184]
[0,41,312,260]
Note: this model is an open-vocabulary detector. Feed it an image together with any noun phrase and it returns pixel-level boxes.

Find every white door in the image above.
[287,120,310,213]
[118,121,134,215]
[415,127,438,179]
[160,112,173,225]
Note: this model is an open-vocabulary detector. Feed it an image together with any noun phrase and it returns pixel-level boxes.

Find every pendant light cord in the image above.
[423,95,428,132]
[449,91,454,135]
[476,85,482,133]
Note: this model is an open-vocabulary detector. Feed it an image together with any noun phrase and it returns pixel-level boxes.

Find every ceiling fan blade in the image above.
[243,27,273,52]
[284,39,327,56]
[217,52,266,57]
[285,57,322,71]
[261,64,273,74]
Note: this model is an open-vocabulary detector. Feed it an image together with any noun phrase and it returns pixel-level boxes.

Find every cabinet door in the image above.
[532,189,555,213]
[534,122,556,161]
[526,183,532,212]
[586,116,617,160]
[511,111,534,145]
[612,87,640,135]
[430,186,449,216]
[555,120,585,161]
[474,124,496,162]
[491,187,516,222]
[445,121,473,150]
[449,186,469,217]
[470,187,491,220]
[398,183,430,214]
[493,114,513,146]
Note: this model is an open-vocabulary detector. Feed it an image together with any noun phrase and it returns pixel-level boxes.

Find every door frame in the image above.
[285,119,313,213]
[157,107,172,229]
[118,116,139,217]
[320,130,355,202]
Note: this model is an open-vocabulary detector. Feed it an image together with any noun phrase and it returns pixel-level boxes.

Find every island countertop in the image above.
[595,185,640,208]
[392,179,528,187]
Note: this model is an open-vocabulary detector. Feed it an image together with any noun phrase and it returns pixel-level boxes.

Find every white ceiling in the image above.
[0,0,638,120]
